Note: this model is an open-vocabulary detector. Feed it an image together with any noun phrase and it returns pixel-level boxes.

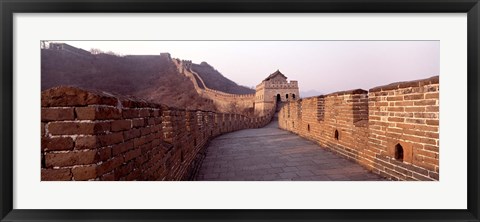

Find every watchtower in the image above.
[254,70,300,116]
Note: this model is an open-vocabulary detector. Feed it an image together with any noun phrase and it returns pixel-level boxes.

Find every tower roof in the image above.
[264,70,287,81]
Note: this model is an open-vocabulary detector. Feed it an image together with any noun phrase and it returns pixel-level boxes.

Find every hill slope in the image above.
[41,49,216,111]
[190,62,255,94]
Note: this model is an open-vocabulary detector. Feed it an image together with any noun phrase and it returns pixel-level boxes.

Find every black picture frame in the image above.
[1,0,479,221]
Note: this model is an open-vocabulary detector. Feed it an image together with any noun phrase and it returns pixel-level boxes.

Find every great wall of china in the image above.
[41,49,439,181]
[171,57,256,114]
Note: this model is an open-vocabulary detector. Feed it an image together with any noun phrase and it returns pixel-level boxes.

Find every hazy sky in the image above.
[53,41,439,95]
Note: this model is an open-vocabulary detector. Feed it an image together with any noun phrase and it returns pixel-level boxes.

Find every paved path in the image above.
[195,119,386,181]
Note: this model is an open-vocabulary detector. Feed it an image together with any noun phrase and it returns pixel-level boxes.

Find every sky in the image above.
[51,41,439,95]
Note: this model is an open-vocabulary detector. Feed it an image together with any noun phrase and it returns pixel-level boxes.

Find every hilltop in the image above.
[190,62,254,94]
[41,48,252,111]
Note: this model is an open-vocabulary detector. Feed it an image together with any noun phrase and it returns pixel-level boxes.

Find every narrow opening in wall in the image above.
[307,124,310,132]
[286,94,289,99]
[292,94,296,99]
[334,129,339,140]
[292,121,294,127]
[395,143,404,162]
[41,155,46,168]
[276,94,281,102]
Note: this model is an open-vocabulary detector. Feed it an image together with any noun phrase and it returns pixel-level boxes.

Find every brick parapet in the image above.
[41,86,275,181]
[279,76,439,181]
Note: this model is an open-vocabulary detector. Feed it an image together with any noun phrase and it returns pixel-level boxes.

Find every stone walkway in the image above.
[195,119,386,181]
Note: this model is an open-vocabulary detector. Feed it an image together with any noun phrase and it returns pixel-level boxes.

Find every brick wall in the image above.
[41,86,275,181]
[279,76,439,181]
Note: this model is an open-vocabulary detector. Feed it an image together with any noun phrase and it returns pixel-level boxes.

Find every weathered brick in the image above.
[134,136,147,147]
[45,150,98,167]
[414,100,436,106]
[115,162,135,179]
[425,93,439,99]
[75,136,100,149]
[43,137,74,151]
[405,118,425,124]
[388,117,404,123]
[140,127,152,136]
[424,145,439,152]
[41,168,72,181]
[124,128,141,140]
[131,118,145,128]
[122,109,139,118]
[100,171,115,181]
[111,120,132,132]
[124,148,141,162]
[414,125,438,132]
[48,122,110,135]
[412,172,433,181]
[112,140,134,156]
[426,106,439,112]
[41,123,46,136]
[98,147,112,161]
[387,107,404,112]
[386,96,403,101]
[405,107,425,112]
[76,106,121,120]
[97,132,124,146]
[414,113,437,119]
[97,156,124,175]
[41,86,118,107]
[404,94,424,100]
[426,119,439,126]
[147,118,156,126]
[139,109,150,117]
[429,171,439,180]
[41,108,75,121]
[72,165,97,180]
[394,101,414,106]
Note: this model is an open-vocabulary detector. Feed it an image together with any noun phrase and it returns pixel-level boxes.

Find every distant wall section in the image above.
[172,59,256,115]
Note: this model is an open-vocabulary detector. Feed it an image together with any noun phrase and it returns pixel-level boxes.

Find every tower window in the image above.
[286,94,289,99]
[307,124,310,132]
[292,94,296,99]
[334,130,339,140]
[395,143,404,162]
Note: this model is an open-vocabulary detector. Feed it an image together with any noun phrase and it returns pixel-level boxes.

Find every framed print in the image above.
[1,0,479,221]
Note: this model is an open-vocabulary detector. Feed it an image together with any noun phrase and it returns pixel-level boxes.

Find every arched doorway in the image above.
[276,94,281,102]
[395,143,404,162]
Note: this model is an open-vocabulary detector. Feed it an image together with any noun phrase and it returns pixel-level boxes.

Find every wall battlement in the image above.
[41,86,275,181]
[279,76,439,181]
[173,59,256,114]
[49,43,92,58]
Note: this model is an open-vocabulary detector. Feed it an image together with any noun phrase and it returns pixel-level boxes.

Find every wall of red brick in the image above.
[41,86,275,181]
[279,76,439,181]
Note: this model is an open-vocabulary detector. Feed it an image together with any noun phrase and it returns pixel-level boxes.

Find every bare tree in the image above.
[40,41,49,49]
[90,48,103,55]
